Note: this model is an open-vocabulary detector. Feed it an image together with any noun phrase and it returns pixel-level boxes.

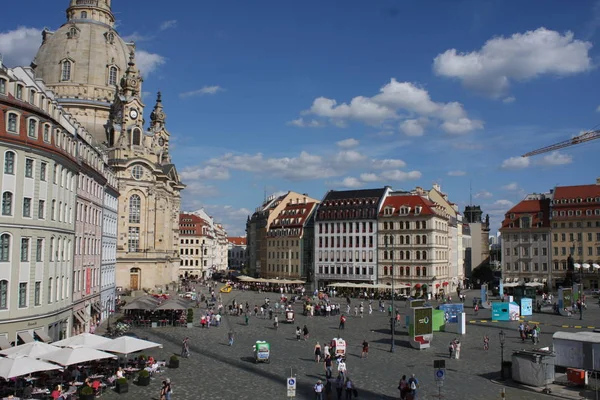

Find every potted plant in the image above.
[116,377,129,394]
[187,308,194,328]
[79,385,94,400]
[170,354,179,369]
[137,369,150,386]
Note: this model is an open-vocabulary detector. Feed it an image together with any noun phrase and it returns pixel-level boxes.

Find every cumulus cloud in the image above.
[135,50,166,76]
[371,159,407,169]
[503,97,516,104]
[287,118,325,128]
[336,138,360,148]
[359,173,380,182]
[159,20,178,31]
[447,170,466,176]
[298,79,483,135]
[434,28,593,98]
[122,32,153,42]
[493,199,514,208]
[475,190,493,199]
[336,177,364,189]
[502,182,519,191]
[180,203,251,236]
[501,156,530,169]
[179,85,224,98]
[180,166,230,181]
[333,169,421,188]
[379,170,422,181]
[0,26,41,67]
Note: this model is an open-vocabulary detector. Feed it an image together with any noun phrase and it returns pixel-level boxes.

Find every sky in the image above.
[2,0,600,236]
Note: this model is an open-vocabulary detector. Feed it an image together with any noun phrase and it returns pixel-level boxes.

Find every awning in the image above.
[435,283,440,288]
[34,330,53,343]
[18,332,34,344]
[582,263,591,269]
[73,310,86,326]
[593,264,600,270]
[91,302,102,313]
[414,283,421,289]
[442,282,449,286]
[0,336,11,350]
[533,278,539,282]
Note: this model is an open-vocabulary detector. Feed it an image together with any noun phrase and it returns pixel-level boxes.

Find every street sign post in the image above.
[287,377,296,398]
[432,360,446,398]
[435,368,446,381]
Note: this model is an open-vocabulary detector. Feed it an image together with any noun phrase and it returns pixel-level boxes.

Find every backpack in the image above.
[410,380,417,390]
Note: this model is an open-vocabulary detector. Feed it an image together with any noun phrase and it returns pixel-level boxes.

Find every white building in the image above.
[101,178,118,321]
[227,237,247,270]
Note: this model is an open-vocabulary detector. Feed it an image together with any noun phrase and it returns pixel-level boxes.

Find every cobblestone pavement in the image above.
[98,287,600,400]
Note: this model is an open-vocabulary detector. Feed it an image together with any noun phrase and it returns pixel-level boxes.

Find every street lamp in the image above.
[388,235,395,353]
[575,263,584,321]
[499,330,506,379]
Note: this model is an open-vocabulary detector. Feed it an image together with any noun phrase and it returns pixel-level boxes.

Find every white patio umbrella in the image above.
[0,356,62,379]
[0,341,59,358]
[52,333,113,348]
[40,345,117,366]
[95,336,162,355]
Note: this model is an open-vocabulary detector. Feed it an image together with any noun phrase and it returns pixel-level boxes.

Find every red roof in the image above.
[378,195,438,217]
[500,199,551,229]
[228,237,247,246]
[553,184,600,201]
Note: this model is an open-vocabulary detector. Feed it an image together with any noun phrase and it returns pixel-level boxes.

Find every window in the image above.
[0,78,5,94]
[81,11,87,18]
[108,66,118,86]
[34,282,41,306]
[0,280,7,309]
[29,90,35,104]
[18,283,26,308]
[61,60,72,81]
[0,234,9,262]
[128,227,140,252]
[20,238,29,262]
[43,125,50,142]
[2,192,13,216]
[40,162,47,181]
[25,158,33,178]
[129,195,141,223]
[23,198,31,218]
[47,278,52,304]
[16,85,23,99]
[4,151,15,174]
[38,200,45,219]
[27,119,37,138]
[132,128,141,146]
[36,239,43,262]
[51,200,56,220]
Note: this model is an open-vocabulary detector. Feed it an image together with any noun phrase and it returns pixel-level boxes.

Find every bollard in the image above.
[501,387,505,399]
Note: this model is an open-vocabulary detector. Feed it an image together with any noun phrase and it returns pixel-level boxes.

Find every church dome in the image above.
[33,0,134,143]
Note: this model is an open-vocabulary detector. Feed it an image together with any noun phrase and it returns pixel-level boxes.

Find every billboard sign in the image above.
[414,307,433,336]
[410,299,425,308]
[561,288,572,309]
[438,304,464,324]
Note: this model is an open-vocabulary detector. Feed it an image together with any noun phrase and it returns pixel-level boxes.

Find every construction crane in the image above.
[522,129,600,157]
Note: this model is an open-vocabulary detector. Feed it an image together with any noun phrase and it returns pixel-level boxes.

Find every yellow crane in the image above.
[522,129,600,157]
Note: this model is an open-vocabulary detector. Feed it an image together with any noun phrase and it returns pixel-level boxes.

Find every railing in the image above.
[76,0,99,6]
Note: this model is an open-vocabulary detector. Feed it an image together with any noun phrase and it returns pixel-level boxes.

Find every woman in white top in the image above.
[116,367,124,379]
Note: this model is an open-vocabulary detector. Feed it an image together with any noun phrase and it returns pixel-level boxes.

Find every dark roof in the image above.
[322,188,388,201]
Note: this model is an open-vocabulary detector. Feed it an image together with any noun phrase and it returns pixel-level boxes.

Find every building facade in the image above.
[314,188,391,288]
[100,174,118,322]
[227,237,247,270]
[550,181,600,290]
[378,191,451,295]
[263,197,319,280]
[0,64,77,344]
[500,194,552,286]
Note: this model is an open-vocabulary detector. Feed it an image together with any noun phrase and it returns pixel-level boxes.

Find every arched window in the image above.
[48,278,53,304]
[399,267,404,276]
[28,119,37,138]
[2,192,13,216]
[383,250,388,260]
[132,128,141,146]
[389,250,394,260]
[0,234,10,262]
[399,250,404,260]
[389,236,394,245]
[416,266,421,276]
[108,66,118,86]
[399,236,404,245]
[7,113,18,133]
[405,235,411,245]
[81,11,88,18]
[422,235,427,244]
[0,280,7,309]
[422,267,427,277]
[422,251,427,260]
[405,250,410,260]
[384,266,388,276]
[61,60,72,81]
[128,195,141,223]
[416,251,421,260]
[4,152,15,174]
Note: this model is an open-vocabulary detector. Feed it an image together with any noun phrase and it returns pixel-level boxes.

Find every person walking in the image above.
[324,354,333,379]
[532,325,539,344]
[344,379,354,400]
[361,339,369,359]
[398,375,408,400]
[518,322,525,343]
[448,340,454,359]
[455,340,461,359]
[314,380,324,400]
[339,314,346,330]
[335,375,344,400]
[483,335,489,351]
[337,358,347,381]
[296,326,302,341]
[228,330,234,346]
[274,315,279,330]
[303,325,310,341]
[407,374,419,400]
[314,342,322,363]
[181,337,190,358]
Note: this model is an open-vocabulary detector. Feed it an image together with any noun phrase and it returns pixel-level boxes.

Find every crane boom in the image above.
[522,129,600,157]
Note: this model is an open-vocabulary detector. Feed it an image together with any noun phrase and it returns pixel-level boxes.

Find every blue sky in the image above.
[2,0,600,236]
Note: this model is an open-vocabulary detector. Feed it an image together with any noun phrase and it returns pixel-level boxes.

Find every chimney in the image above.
[596,177,600,185]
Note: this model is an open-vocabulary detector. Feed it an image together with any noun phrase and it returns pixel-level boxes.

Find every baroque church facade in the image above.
[33,0,184,291]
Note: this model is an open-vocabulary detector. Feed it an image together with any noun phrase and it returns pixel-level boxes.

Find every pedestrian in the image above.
[274,315,279,330]
[344,379,354,400]
[323,343,330,358]
[455,340,461,359]
[483,335,489,351]
[518,322,525,342]
[335,375,344,400]
[181,337,190,358]
[228,330,234,346]
[354,306,358,317]
[324,354,333,379]
[398,374,408,400]
[407,374,419,399]
[448,341,454,359]
[337,358,347,381]
[361,339,369,359]
[368,303,373,315]
[532,325,539,344]
[160,378,172,400]
[359,303,364,318]
[303,325,310,341]
[245,313,249,325]
[314,379,324,400]
[315,342,322,363]
[296,326,302,341]
[339,314,346,330]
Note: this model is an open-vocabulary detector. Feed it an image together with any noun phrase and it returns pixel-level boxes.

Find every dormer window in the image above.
[67,26,79,39]
[28,90,35,104]
[0,78,6,94]
[81,11,88,19]
[510,213,515,219]
[61,60,72,81]
[16,85,23,99]
[415,206,422,215]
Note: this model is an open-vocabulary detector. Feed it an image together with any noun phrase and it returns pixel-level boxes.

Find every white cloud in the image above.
[502,182,519,191]
[300,79,483,134]
[336,138,360,148]
[434,28,593,98]
[596,105,600,113]
[501,156,530,169]
[135,50,166,77]
[180,166,230,181]
[180,204,251,236]
[122,32,153,42]
[159,20,178,31]
[337,177,364,189]
[334,150,366,164]
[503,97,516,104]
[359,173,380,182]
[287,118,325,128]
[536,151,573,166]
[493,199,514,208]
[474,190,493,199]
[372,159,407,169]
[447,170,466,176]
[0,27,41,67]
[379,170,422,181]
[181,181,220,199]
[179,85,224,99]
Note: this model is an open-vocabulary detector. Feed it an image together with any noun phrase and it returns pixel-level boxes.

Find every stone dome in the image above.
[32,0,134,143]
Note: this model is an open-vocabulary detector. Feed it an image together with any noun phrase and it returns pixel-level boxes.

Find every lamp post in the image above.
[578,263,584,321]
[499,330,506,379]
[390,235,395,353]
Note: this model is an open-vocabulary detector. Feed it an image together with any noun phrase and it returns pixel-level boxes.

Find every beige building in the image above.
[264,197,319,280]
[33,0,185,291]
[378,191,451,295]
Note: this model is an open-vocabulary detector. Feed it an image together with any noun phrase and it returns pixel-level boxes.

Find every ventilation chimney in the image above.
[596,177,600,185]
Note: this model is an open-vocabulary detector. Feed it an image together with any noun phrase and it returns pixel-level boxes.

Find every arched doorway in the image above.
[130,268,141,290]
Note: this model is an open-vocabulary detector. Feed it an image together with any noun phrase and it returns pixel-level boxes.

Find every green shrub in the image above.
[170,355,178,362]
[187,308,194,323]
[117,378,128,385]
[80,386,94,395]
[138,370,150,378]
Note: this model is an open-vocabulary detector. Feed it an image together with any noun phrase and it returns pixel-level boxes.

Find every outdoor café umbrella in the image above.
[154,298,189,311]
[40,345,117,366]
[0,355,62,379]
[0,341,59,358]
[122,296,160,311]
[95,336,162,356]
[52,333,113,349]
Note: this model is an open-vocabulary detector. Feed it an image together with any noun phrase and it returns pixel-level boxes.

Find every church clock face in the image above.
[129,109,139,119]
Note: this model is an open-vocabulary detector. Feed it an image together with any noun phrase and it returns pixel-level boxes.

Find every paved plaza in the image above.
[98,286,600,400]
